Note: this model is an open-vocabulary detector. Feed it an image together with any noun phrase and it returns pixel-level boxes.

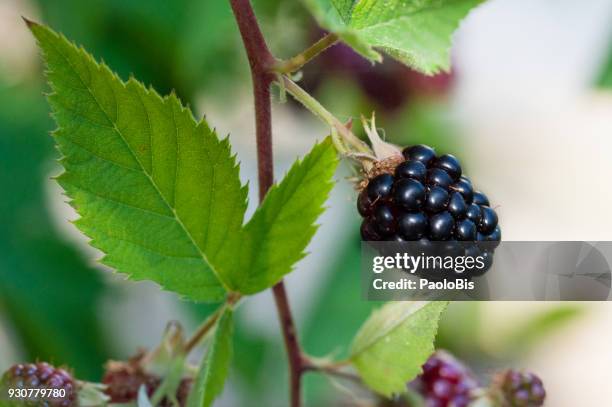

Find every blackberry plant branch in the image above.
[229,0,275,200]
[228,1,307,406]
[273,33,340,74]
[273,282,311,407]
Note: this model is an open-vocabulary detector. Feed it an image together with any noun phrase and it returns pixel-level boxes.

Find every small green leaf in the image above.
[187,307,234,407]
[350,301,447,397]
[225,138,338,294]
[29,22,248,302]
[303,0,484,74]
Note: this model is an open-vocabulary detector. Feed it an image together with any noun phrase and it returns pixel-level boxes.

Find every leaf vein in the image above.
[70,185,175,220]
[47,37,221,286]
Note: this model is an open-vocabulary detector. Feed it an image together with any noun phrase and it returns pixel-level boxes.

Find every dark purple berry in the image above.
[357,190,374,216]
[433,154,462,180]
[1,362,77,406]
[367,173,394,201]
[395,160,427,182]
[451,178,474,204]
[398,212,428,240]
[102,355,193,406]
[429,211,454,240]
[38,364,54,381]
[479,206,498,234]
[465,204,482,224]
[403,144,437,166]
[394,178,426,210]
[425,186,449,213]
[448,192,467,219]
[410,351,478,407]
[473,191,490,206]
[498,370,546,407]
[374,204,396,235]
[427,168,453,189]
[455,219,477,241]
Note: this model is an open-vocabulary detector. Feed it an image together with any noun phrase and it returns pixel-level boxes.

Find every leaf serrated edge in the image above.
[237,137,339,292]
[28,21,247,298]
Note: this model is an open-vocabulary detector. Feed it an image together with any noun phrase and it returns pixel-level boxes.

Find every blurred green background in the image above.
[3,0,612,405]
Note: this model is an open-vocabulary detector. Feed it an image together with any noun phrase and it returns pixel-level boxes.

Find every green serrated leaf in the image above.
[187,307,234,407]
[350,301,448,397]
[227,137,338,294]
[28,21,248,302]
[303,0,484,74]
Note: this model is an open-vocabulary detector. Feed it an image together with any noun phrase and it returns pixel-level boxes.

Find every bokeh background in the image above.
[1,0,612,405]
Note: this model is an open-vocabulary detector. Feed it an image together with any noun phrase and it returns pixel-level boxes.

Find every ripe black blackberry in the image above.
[496,369,546,407]
[409,351,478,407]
[0,362,76,407]
[358,144,501,273]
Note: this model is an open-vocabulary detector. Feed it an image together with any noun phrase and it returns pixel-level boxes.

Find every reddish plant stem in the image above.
[272,282,308,407]
[229,1,306,406]
[229,0,275,200]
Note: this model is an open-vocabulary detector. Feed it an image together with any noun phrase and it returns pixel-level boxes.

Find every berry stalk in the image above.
[279,75,371,155]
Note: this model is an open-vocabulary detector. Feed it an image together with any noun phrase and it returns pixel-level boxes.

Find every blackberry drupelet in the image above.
[409,351,478,407]
[358,144,501,274]
[1,362,76,407]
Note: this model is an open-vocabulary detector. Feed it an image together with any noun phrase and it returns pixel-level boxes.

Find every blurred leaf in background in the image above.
[301,226,380,405]
[496,305,583,358]
[33,0,309,103]
[595,33,612,88]
[0,78,111,379]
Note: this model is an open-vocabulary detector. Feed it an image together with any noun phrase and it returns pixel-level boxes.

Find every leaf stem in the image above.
[278,75,371,155]
[184,292,240,354]
[314,367,363,385]
[273,33,339,74]
[303,359,362,385]
[229,1,308,406]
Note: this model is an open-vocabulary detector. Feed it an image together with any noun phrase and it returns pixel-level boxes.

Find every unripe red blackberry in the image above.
[497,369,545,407]
[0,362,76,406]
[102,357,192,407]
[409,351,478,407]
